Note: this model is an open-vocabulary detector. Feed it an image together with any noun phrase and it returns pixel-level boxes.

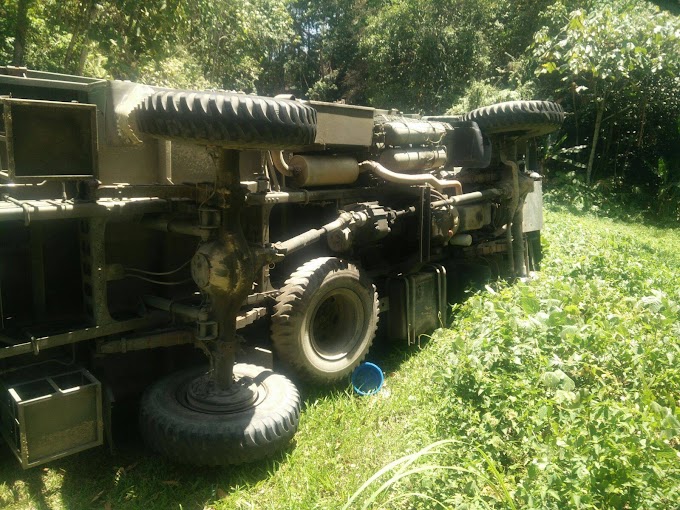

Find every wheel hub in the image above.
[183,373,259,413]
[311,289,363,360]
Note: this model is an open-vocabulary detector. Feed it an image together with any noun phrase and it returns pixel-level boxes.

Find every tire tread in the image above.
[135,90,317,149]
[463,100,564,137]
[271,257,379,383]
[139,364,301,466]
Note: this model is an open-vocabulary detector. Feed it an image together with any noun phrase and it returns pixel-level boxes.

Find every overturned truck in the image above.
[0,67,563,468]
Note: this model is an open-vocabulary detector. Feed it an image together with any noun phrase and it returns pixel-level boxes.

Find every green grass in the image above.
[1,207,679,509]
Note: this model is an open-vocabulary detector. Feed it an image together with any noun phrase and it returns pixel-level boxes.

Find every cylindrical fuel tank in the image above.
[289,155,360,187]
[382,120,448,146]
[378,147,447,172]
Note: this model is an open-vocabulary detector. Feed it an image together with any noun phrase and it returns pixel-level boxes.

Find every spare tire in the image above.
[134,90,317,149]
[463,100,564,138]
[139,364,301,466]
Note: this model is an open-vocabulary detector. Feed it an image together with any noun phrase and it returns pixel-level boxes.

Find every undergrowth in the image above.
[543,170,678,225]
[348,210,680,509]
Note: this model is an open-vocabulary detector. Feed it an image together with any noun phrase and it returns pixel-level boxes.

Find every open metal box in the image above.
[0,368,103,468]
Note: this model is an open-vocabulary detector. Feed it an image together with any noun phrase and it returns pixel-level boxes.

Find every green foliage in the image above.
[532,0,680,186]
[543,171,656,223]
[0,207,678,510]
[276,0,368,101]
[359,0,493,112]
[534,2,680,85]
[184,0,295,93]
[0,1,16,64]
[448,79,537,114]
[306,69,340,101]
[0,0,295,90]
[134,47,214,90]
[91,0,188,81]
[15,0,81,73]
[347,210,680,509]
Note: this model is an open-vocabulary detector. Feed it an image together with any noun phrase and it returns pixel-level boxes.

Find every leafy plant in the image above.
[448,79,536,114]
[533,1,680,185]
[341,207,680,510]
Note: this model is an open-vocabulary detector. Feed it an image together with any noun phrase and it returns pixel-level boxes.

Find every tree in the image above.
[11,0,32,65]
[183,0,294,93]
[0,1,16,65]
[62,0,97,74]
[253,0,374,101]
[533,1,680,185]
[359,0,496,113]
[91,0,189,81]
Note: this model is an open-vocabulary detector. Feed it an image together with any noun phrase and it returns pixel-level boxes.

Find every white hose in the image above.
[270,150,293,177]
[359,160,462,194]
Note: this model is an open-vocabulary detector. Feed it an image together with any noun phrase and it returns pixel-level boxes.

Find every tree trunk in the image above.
[586,99,605,185]
[12,0,32,66]
[64,0,89,73]
[572,82,579,145]
[76,0,99,75]
[637,99,647,148]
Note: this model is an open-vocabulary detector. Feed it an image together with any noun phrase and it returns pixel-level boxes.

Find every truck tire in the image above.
[139,364,300,466]
[271,257,379,383]
[134,90,317,149]
[463,100,564,137]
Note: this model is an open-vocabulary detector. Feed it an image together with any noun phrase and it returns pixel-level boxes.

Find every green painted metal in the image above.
[0,66,554,468]
[1,97,98,182]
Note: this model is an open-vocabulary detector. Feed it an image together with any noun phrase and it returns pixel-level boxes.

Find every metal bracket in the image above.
[198,207,220,229]
[30,335,39,355]
[196,320,218,342]
[426,263,448,329]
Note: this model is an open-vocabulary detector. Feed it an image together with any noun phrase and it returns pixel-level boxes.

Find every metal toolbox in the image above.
[0,368,103,468]
[306,100,375,147]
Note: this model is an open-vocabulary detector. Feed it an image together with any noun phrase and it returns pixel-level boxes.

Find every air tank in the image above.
[289,155,360,187]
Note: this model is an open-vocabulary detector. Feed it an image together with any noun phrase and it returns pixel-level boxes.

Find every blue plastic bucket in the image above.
[352,362,384,396]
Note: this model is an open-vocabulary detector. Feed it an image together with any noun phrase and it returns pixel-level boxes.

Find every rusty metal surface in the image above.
[96,329,195,354]
[192,150,259,389]
[0,316,166,360]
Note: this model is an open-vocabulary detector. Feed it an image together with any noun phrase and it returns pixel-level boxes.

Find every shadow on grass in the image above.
[0,264,497,510]
[0,400,297,510]
[542,175,679,230]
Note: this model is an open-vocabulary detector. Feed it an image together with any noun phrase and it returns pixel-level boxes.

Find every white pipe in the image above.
[359,160,462,195]
[270,150,293,177]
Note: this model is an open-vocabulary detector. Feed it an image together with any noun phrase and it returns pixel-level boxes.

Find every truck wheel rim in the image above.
[309,288,365,361]
[180,373,262,414]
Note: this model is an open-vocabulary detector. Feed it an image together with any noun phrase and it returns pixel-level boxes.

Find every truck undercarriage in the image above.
[0,66,563,468]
